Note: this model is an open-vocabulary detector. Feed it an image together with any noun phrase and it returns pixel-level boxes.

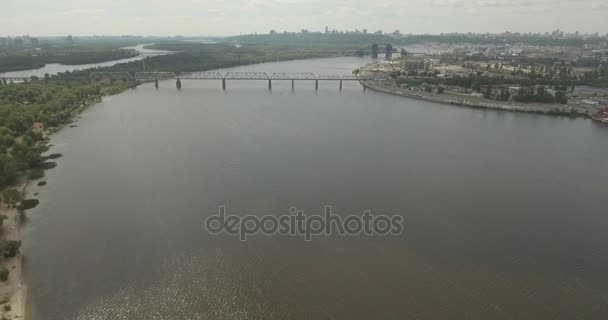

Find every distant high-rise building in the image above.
[325,26,329,34]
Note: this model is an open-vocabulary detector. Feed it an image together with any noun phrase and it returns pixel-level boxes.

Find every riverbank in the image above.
[364,80,595,117]
[359,66,601,118]
[0,79,138,320]
[0,180,28,320]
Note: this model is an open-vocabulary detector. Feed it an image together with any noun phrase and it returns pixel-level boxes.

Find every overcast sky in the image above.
[2,0,607,37]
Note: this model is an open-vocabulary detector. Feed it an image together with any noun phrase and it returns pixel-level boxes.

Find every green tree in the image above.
[2,160,18,186]
[1,189,21,208]
[0,267,8,282]
[555,90,568,104]
[0,240,21,258]
[0,135,13,153]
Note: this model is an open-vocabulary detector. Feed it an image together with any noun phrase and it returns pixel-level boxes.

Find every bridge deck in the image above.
[88,71,384,81]
[1,72,386,82]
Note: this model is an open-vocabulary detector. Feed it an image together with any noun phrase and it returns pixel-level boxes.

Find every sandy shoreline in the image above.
[0,181,28,320]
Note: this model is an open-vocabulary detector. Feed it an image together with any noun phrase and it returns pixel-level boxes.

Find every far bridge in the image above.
[89,71,386,90]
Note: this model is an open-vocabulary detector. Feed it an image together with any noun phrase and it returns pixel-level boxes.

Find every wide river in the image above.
[23,56,608,319]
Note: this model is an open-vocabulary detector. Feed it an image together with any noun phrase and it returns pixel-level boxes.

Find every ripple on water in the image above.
[76,249,259,320]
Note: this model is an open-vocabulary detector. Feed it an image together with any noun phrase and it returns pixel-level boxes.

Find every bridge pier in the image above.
[154,79,159,88]
[222,79,226,90]
[315,80,319,91]
[268,79,272,91]
[339,80,343,91]
[176,79,182,89]
[291,79,294,90]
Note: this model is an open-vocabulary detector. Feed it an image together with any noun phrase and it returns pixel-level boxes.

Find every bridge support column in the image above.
[154,79,159,88]
[268,79,272,91]
[222,79,226,90]
[339,80,343,91]
[291,79,295,90]
[315,80,319,91]
[176,79,182,89]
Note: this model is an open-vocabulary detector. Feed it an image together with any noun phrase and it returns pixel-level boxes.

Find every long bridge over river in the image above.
[91,71,386,90]
[0,71,386,90]
[0,72,384,90]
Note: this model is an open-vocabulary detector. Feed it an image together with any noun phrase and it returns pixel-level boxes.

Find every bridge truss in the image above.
[0,72,385,87]
[87,72,384,81]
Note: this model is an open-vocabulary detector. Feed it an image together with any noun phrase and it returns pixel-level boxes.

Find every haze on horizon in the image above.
[2,0,608,37]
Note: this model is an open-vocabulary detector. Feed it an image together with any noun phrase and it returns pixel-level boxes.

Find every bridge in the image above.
[0,71,386,90]
[89,71,386,90]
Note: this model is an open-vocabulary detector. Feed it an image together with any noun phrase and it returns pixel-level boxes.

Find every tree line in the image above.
[0,80,130,190]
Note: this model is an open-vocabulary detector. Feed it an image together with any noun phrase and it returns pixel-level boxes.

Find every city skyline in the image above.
[2,0,608,37]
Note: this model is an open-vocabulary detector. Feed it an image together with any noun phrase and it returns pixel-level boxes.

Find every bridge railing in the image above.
[224,72,270,80]
[177,72,224,79]
[270,73,317,80]
[87,71,387,81]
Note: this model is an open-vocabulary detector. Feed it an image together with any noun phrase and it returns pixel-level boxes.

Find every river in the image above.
[0,44,172,78]
[23,56,608,319]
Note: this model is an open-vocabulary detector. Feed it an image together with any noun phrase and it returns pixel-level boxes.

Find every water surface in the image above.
[24,56,608,320]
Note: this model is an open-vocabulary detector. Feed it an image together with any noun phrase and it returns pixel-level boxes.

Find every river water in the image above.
[23,56,608,319]
[0,44,171,78]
